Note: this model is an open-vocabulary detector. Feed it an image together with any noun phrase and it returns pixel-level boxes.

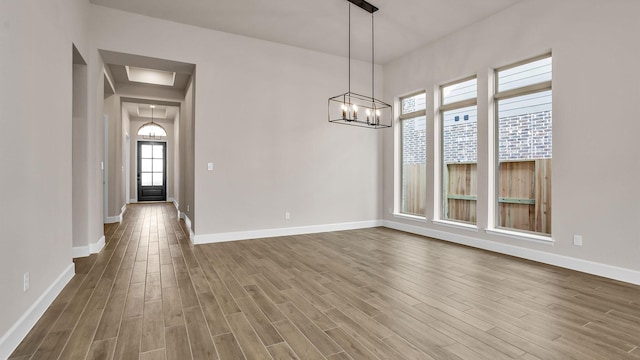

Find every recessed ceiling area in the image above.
[100,50,194,94]
[123,102,179,123]
[100,50,193,126]
[90,0,524,63]
[125,66,176,87]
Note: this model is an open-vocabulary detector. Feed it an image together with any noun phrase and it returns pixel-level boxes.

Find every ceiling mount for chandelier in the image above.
[328,0,392,129]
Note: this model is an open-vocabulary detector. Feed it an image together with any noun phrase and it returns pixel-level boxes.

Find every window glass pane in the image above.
[442,105,478,163]
[152,173,163,186]
[152,159,163,172]
[401,93,426,114]
[153,145,164,159]
[498,57,552,92]
[442,105,477,223]
[442,78,477,105]
[141,144,152,158]
[141,159,152,172]
[497,90,552,234]
[141,173,152,186]
[498,91,552,161]
[401,115,426,215]
[138,124,166,137]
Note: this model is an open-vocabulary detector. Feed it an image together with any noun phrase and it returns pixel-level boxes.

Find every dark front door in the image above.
[137,141,166,202]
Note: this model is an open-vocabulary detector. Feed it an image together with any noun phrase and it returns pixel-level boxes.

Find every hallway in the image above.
[9,203,640,359]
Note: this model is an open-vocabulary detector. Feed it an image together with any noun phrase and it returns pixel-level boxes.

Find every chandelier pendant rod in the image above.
[371,11,374,102]
[348,3,351,95]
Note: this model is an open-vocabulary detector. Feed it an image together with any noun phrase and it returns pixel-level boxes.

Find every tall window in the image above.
[400,92,427,216]
[495,55,552,235]
[440,77,478,224]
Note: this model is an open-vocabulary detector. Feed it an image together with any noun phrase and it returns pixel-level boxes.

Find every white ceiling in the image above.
[90,0,523,64]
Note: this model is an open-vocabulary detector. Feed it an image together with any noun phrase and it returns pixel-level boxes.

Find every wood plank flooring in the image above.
[9,202,640,359]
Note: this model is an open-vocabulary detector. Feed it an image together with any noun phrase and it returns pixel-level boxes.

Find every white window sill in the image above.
[392,213,427,223]
[432,219,479,232]
[485,228,554,245]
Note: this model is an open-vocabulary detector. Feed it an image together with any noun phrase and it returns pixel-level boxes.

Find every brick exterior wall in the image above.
[440,110,552,164]
[402,117,426,164]
[443,121,478,163]
[498,110,552,161]
[402,106,552,165]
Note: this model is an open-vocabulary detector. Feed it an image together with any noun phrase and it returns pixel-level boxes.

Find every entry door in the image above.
[137,141,166,202]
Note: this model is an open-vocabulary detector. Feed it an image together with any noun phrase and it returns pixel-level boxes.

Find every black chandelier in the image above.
[328,0,392,129]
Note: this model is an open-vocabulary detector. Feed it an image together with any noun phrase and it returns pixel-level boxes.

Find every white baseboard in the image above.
[168,198,179,217]
[105,204,126,224]
[192,220,383,245]
[129,198,137,203]
[72,235,105,258]
[168,197,177,207]
[180,212,195,242]
[90,236,106,254]
[72,245,89,258]
[384,220,640,286]
[0,263,75,359]
[104,216,119,224]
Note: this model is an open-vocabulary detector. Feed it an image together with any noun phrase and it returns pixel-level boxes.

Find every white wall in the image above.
[122,106,131,203]
[180,77,195,228]
[87,52,106,253]
[0,0,88,355]
[72,61,90,250]
[90,5,385,240]
[383,0,640,280]
[104,93,122,219]
[173,108,181,209]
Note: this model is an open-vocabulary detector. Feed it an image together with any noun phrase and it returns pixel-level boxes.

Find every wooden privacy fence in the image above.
[445,159,551,234]
[402,163,426,215]
[445,163,477,223]
[498,159,551,234]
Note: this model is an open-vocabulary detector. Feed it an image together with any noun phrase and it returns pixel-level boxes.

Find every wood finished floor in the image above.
[9,203,640,360]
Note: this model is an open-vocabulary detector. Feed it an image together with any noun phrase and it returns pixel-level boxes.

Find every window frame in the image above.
[399,90,427,217]
[493,53,552,237]
[400,90,427,120]
[438,76,478,225]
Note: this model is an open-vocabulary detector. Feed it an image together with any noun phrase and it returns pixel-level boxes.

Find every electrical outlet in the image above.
[573,235,583,246]
[285,211,290,220]
[23,272,29,292]
[187,205,190,212]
